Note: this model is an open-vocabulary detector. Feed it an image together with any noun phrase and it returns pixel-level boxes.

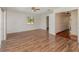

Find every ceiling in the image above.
[6,7,58,14]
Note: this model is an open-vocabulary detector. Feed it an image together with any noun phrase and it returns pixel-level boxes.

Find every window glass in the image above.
[27,16,34,24]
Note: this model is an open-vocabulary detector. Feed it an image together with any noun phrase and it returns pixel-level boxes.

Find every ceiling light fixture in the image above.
[32,7,40,12]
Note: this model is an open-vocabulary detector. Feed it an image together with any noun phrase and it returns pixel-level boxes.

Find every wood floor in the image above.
[56,29,70,38]
[56,29,77,41]
[0,29,79,52]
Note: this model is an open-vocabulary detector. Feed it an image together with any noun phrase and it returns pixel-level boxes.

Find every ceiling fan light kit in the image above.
[32,7,40,12]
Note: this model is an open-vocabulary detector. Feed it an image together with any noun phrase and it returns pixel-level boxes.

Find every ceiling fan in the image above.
[32,7,40,12]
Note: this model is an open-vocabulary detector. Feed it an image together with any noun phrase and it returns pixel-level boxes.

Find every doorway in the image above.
[55,11,71,39]
[46,16,49,32]
[55,10,78,41]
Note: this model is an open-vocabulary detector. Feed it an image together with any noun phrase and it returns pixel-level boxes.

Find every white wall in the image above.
[7,10,40,33]
[7,9,56,36]
[1,9,4,41]
[40,14,47,30]
[77,9,79,47]
[49,13,55,35]
[0,8,2,47]
[0,8,6,47]
[3,9,7,40]
[39,12,55,35]
[70,10,78,35]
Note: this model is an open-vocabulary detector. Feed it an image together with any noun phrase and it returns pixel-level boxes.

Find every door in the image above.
[46,16,49,32]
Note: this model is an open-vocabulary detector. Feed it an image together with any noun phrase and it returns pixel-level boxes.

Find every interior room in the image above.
[0,7,79,52]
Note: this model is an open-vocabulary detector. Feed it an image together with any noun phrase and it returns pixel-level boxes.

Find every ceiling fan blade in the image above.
[32,7,40,12]
[32,7,35,10]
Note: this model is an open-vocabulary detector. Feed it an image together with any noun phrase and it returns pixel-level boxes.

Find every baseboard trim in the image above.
[50,33,56,35]
[70,32,77,36]
[7,29,42,35]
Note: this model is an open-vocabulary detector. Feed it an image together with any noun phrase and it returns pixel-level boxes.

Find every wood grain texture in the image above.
[0,29,79,52]
[56,29,77,41]
[56,29,70,38]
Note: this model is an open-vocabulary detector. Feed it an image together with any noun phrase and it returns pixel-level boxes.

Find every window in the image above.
[27,16,34,24]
